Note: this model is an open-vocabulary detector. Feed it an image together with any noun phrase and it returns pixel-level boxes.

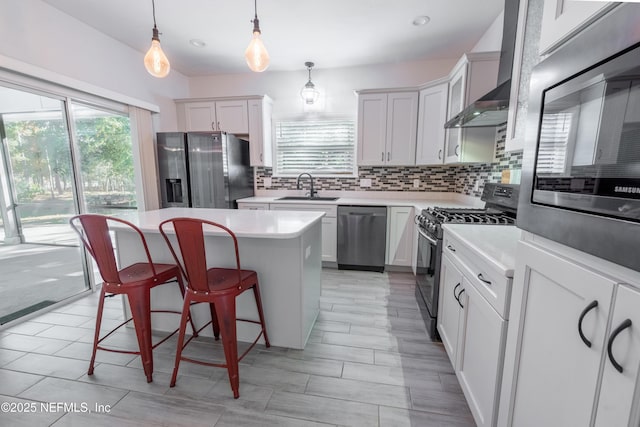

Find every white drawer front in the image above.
[443,234,511,318]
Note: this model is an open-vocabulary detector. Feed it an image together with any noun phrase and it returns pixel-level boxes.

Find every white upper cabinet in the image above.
[214,100,249,134]
[416,80,448,165]
[177,95,272,167]
[444,52,500,164]
[180,99,248,134]
[247,96,273,167]
[357,90,418,166]
[539,0,616,55]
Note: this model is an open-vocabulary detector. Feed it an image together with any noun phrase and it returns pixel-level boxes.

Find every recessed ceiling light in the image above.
[189,39,206,48]
[412,16,430,26]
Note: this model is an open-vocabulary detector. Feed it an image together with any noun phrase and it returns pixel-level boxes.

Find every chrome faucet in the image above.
[296,173,317,198]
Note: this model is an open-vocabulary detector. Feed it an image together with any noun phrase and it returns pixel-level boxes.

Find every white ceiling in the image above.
[42,0,504,76]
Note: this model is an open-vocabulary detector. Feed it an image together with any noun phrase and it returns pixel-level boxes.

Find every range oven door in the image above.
[415,227,442,338]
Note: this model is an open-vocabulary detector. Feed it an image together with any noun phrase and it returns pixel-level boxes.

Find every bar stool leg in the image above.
[127,286,154,383]
[215,295,240,399]
[88,286,107,376]
[170,295,193,387]
[176,274,198,337]
[252,282,270,347]
[209,303,220,340]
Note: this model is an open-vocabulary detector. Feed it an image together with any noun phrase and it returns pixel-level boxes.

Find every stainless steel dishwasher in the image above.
[337,205,387,272]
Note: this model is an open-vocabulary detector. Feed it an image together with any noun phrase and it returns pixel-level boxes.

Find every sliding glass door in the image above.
[0,84,138,324]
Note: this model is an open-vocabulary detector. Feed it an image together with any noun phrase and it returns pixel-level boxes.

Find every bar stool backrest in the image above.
[70,214,156,284]
[159,218,243,292]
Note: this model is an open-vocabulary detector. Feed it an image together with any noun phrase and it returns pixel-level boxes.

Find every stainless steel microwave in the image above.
[518,4,640,272]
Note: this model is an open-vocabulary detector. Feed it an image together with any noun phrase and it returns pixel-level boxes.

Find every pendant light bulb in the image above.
[300,62,320,105]
[245,0,270,72]
[144,27,170,78]
[144,0,170,78]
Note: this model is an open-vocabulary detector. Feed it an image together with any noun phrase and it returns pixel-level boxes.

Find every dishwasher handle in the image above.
[347,212,386,217]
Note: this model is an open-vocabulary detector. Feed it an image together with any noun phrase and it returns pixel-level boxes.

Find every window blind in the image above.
[274,119,355,175]
[537,112,572,174]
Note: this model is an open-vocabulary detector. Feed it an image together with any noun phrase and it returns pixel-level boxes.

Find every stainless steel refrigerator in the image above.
[156,132,254,209]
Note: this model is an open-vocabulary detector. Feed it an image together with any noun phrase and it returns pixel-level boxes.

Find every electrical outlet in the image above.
[474,180,480,192]
[360,178,372,188]
[413,179,420,189]
[263,177,272,188]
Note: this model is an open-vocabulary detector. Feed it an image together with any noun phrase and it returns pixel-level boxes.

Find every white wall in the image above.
[189,58,457,119]
[0,0,189,130]
[471,11,504,52]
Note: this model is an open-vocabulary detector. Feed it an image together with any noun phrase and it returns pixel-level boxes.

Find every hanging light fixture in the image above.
[245,0,270,72]
[300,62,320,105]
[143,0,170,78]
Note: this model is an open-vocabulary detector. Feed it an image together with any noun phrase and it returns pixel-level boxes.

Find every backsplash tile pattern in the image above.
[256,126,523,198]
[456,127,524,197]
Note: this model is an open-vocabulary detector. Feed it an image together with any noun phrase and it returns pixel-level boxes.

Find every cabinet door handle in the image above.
[381,152,384,162]
[447,244,456,252]
[607,318,632,373]
[211,121,216,131]
[217,121,221,130]
[438,149,442,160]
[453,283,461,301]
[457,288,465,308]
[455,145,459,156]
[387,152,390,161]
[578,300,598,348]
[260,153,263,162]
[477,273,491,285]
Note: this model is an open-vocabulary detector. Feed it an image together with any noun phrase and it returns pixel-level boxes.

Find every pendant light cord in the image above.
[151,0,158,29]
[252,0,261,33]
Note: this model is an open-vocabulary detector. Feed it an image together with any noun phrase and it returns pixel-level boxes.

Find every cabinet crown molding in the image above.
[174,94,273,103]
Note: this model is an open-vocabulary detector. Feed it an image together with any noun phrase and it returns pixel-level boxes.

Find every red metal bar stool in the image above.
[159,217,270,399]
[70,214,196,383]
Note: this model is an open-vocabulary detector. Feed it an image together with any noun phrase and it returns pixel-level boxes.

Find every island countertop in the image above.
[112,207,325,239]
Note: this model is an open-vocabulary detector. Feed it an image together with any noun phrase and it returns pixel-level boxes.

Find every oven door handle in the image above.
[418,228,438,246]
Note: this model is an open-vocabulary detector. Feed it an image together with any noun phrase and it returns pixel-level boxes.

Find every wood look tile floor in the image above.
[0,269,475,426]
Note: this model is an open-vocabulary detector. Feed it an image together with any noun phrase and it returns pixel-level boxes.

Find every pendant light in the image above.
[245,0,270,72]
[143,0,170,78]
[300,62,320,105]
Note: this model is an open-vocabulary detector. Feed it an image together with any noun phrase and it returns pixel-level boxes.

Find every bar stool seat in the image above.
[159,217,270,398]
[70,214,196,383]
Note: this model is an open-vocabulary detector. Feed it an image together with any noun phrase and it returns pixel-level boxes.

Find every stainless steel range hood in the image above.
[444,0,519,128]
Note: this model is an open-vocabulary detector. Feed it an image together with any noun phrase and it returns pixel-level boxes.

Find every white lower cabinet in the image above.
[268,203,337,263]
[499,240,640,427]
[438,229,511,427]
[457,279,507,427]
[385,206,414,267]
[438,254,464,364]
[596,285,640,426]
[237,202,269,210]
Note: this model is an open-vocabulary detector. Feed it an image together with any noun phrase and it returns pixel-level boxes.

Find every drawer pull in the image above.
[578,300,598,348]
[447,245,456,252]
[477,273,492,285]
[607,318,632,373]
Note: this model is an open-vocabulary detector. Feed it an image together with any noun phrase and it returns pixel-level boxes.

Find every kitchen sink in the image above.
[276,196,340,201]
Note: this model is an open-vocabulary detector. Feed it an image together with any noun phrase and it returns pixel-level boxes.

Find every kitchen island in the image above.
[111,207,324,349]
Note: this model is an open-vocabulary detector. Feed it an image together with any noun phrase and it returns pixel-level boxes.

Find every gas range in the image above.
[416,183,519,239]
[417,207,516,239]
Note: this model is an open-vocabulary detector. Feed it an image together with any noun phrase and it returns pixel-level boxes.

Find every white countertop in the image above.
[443,224,522,278]
[239,195,479,211]
[112,207,324,239]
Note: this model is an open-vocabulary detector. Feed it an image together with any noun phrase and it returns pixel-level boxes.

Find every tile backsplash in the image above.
[256,126,523,198]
